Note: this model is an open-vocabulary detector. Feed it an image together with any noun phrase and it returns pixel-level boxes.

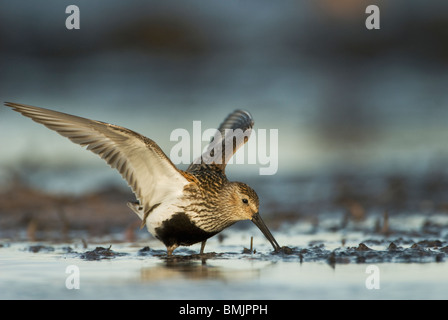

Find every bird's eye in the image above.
[242,198,248,204]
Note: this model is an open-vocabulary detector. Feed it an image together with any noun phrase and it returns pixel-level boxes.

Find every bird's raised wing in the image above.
[4,102,191,216]
[188,109,254,173]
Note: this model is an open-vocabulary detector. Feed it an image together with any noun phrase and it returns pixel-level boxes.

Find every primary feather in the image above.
[4,102,189,217]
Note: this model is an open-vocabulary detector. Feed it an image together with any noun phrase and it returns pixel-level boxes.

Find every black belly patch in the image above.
[155,212,217,247]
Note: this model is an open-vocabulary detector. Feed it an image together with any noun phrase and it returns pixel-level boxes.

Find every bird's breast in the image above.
[153,211,218,247]
[143,201,217,247]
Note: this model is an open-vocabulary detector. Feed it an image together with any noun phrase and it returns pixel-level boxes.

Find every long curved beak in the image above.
[251,213,281,252]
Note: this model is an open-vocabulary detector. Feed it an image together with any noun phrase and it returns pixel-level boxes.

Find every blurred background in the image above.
[1,0,448,234]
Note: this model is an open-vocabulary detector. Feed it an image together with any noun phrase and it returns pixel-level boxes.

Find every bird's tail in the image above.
[127,201,143,218]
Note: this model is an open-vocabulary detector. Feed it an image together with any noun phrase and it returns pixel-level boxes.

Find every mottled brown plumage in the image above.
[4,102,280,255]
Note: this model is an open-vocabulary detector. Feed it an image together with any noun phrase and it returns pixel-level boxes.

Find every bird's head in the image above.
[225,182,280,252]
[227,182,259,220]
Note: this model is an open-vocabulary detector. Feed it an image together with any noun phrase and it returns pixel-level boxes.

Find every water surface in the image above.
[1,217,447,300]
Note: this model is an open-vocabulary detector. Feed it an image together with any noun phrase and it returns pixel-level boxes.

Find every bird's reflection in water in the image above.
[140,253,261,282]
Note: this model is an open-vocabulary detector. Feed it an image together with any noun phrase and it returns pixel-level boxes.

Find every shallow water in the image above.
[1,219,448,300]
[2,172,448,300]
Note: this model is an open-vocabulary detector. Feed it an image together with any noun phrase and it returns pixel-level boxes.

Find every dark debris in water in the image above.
[137,245,224,262]
[415,240,444,248]
[80,246,128,261]
[279,241,448,265]
[27,245,55,253]
[7,239,448,265]
[136,244,445,266]
[137,246,167,257]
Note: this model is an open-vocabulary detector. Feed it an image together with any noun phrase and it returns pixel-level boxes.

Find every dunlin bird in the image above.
[4,102,281,255]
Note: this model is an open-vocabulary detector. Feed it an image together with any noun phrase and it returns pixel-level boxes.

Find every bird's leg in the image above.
[167,244,178,256]
[200,240,207,255]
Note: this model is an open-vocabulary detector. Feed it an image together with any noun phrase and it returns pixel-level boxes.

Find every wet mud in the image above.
[2,235,444,266]
[1,172,448,266]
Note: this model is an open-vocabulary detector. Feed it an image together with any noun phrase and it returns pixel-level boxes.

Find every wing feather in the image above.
[4,102,190,215]
[188,109,254,173]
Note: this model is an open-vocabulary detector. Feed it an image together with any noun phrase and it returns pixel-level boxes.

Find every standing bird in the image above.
[4,102,281,255]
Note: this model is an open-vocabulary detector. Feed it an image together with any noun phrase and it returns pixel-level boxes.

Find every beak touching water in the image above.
[251,213,281,252]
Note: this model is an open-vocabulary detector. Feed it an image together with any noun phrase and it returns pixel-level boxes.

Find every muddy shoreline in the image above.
[1,172,448,265]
